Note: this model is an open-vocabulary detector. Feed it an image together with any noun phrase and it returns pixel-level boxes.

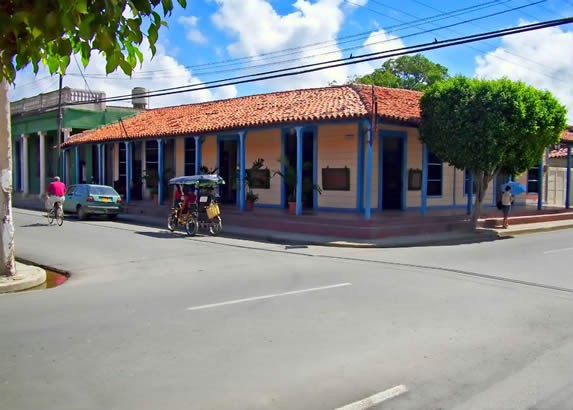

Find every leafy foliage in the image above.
[0,0,187,83]
[353,54,449,91]
[272,157,322,203]
[420,76,567,224]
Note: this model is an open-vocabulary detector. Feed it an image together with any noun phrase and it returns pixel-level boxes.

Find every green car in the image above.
[63,184,124,220]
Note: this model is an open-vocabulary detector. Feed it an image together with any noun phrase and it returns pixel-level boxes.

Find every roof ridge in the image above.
[156,84,355,112]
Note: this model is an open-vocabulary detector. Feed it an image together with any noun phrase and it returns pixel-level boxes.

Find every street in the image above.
[2,208,573,410]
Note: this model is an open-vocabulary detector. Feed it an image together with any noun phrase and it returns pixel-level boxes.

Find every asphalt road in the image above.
[2,208,573,410]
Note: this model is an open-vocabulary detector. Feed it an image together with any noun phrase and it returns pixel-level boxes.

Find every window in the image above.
[427,152,443,196]
[464,170,476,195]
[118,144,126,179]
[145,141,158,188]
[184,137,196,175]
[527,166,539,193]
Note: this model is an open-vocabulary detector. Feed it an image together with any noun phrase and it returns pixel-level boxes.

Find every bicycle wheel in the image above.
[56,207,64,226]
[185,216,198,237]
[47,209,55,225]
[209,216,222,236]
[167,212,177,232]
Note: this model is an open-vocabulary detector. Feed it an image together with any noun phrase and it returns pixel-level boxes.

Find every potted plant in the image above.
[273,157,321,214]
[143,169,159,203]
[244,158,266,211]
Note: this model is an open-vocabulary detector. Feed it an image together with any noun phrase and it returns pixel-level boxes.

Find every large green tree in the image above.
[0,0,187,277]
[354,54,449,91]
[420,76,567,226]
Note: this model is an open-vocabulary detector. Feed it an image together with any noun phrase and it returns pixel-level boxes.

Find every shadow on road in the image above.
[19,223,52,228]
[134,231,187,239]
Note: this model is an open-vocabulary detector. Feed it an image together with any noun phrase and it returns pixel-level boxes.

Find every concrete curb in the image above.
[0,262,46,294]
[495,222,573,237]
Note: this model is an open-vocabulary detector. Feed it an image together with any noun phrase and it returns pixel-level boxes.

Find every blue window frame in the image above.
[184,137,196,175]
[464,170,476,195]
[527,166,539,193]
[427,152,443,196]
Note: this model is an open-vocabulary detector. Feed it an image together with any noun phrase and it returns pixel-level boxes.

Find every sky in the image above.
[9,0,573,122]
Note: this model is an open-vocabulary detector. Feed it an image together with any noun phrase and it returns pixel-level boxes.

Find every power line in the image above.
[65,17,573,107]
[68,0,517,80]
[400,0,566,83]
[68,0,551,94]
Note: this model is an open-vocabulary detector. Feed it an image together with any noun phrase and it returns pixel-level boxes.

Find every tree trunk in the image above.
[470,170,492,229]
[0,79,15,277]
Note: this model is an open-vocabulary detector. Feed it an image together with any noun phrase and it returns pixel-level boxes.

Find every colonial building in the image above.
[11,87,143,197]
[59,84,571,217]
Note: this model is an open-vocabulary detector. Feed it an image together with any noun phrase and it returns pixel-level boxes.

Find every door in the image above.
[382,136,404,210]
[285,130,315,208]
[218,139,238,204]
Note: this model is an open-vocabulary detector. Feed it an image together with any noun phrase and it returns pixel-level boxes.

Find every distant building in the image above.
[11,87,144,196]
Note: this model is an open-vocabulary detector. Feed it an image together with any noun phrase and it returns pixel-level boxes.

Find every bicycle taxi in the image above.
[167,174,225,237]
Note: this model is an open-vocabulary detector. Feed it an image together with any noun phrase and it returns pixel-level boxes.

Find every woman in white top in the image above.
[501,185,514,228]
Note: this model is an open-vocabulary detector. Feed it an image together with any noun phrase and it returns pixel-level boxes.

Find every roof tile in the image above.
[62,85,421,147]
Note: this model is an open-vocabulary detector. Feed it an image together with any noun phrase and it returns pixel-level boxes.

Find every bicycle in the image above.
[47,201,64,226]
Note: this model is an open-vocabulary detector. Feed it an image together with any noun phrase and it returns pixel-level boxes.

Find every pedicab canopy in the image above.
[169,175,225,187]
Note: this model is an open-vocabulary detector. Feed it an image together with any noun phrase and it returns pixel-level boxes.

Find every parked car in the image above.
[63,184,123,220]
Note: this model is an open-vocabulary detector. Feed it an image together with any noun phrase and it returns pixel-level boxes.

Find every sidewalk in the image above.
[5,195,573,293]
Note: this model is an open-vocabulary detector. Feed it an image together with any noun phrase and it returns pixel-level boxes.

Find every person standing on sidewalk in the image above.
[501,185,513,228]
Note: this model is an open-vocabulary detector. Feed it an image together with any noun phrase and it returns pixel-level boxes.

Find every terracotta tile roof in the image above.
[62,85,422,147]
[550,147,569,158]
[562,127,573,143]
[352,84,422,124]
[551,128,573,157]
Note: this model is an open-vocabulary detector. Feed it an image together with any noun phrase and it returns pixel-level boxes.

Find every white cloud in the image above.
[210,0,355,90]
[9,40,237,108]
[178,15,208,44]
[350,29,406,78]
[475,24,573,123]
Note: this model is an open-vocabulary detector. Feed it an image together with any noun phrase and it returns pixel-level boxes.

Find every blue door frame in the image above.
[378,130,407,210]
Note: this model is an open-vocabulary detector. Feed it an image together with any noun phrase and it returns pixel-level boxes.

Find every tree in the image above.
[353,54,449,91]
[419,76,567,226]
[0,0,187,276]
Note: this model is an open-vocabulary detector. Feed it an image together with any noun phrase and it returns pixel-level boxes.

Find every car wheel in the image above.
[78,205,88,220]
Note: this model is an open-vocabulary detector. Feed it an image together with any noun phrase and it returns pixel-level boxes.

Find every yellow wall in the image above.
[201,135,217,172]
[175,138,185,176]
[318,123,359,208]
[246,129,282,206]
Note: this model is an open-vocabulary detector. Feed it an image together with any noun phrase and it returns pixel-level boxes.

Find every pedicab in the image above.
[167,174,225,236]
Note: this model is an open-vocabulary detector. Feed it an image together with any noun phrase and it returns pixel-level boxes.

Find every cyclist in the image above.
[46,176,67,212]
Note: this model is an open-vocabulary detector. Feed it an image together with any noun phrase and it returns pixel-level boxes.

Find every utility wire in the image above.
[68,0,551,94]
[64,17,573,107]
[397,0,565,83]
[69,0,517,80]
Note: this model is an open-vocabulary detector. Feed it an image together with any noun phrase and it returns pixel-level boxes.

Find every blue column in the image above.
[125,142,132,202]
[566,144,572,209]
[295,126,303,215]
[537,157,543,210]
[238,131,246,211]
[194,136,201,175]
[357,125,365,211]
[421,144,428,216]
[157,139,164,205]
[364,123,373,220]
[97,144,103,184]
[467,172,473,215]
[62,149,67,185]
[75,146,80,184]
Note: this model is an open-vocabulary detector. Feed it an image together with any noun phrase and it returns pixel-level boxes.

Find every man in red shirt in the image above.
[46,176,67,210]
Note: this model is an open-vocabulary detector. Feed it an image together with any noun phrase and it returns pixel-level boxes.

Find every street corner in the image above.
[0,262,47,293]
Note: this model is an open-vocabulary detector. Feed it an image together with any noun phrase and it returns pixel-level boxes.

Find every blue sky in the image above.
[9,0,573,121]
